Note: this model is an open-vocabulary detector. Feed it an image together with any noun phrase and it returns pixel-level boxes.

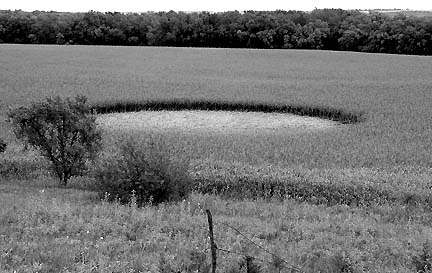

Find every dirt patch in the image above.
[97,110,339,134]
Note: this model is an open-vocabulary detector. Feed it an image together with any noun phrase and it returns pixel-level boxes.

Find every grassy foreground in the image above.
[1,45,432,272]
[1,177,432,273]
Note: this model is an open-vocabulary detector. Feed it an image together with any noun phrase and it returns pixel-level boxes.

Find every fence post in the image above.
[206,209,217,273]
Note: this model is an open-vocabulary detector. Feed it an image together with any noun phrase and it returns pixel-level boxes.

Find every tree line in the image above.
[1,9,432,55]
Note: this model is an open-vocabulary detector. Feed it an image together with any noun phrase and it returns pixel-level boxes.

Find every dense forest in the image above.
[1,9,432,55]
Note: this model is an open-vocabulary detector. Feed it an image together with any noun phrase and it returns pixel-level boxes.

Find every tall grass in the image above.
[92,99,364,124]
[191,160,432,208]
[0,143,49,179]
[1,180,432,273]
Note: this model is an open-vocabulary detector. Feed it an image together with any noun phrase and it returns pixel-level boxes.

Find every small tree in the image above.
[8,95,101,185]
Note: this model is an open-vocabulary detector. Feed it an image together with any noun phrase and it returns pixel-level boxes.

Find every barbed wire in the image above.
[212,221,307,273]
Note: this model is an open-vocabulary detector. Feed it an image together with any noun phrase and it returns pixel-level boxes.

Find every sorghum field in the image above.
[1,44,432,272]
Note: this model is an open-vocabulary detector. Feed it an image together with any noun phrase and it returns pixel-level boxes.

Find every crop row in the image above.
[190,160,432,208]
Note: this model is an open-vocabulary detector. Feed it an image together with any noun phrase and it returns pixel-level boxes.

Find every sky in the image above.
[2,0,432,13]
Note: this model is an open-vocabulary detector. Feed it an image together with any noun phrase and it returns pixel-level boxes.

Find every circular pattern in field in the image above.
[97,110,339,134]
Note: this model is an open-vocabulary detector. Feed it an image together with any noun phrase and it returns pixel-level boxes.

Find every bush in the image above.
[0,139,6,153]
[7,95,102,185]
[93,136,192,205]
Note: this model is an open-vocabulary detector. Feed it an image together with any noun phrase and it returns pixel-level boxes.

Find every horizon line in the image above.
[2,8,432,13]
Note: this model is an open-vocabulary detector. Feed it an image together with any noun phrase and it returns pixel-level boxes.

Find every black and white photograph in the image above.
[1,0,432,272]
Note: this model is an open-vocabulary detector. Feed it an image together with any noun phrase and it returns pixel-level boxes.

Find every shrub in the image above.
[93,136,192,205]
[0,139,6,153]
[7,95,102,185]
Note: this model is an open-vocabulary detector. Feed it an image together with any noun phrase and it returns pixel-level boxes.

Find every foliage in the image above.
[7,95,101,185]
[93,136,192,205]
[1,9,432,55]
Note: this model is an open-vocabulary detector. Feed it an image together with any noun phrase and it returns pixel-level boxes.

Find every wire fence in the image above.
[205,210,307,273]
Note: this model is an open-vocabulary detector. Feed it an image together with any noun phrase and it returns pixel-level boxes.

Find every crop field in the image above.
[1,44,432,272]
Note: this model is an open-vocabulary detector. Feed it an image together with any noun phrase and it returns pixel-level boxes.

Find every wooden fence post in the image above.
[206,209,217,273]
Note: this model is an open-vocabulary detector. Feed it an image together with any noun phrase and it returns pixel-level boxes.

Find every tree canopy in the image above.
[1,9,431,55]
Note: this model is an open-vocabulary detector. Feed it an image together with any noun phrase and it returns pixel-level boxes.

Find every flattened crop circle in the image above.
[97,110,339,133]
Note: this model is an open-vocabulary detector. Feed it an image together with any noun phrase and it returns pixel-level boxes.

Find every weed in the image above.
[413,240,432,272]
[241,256,262,273]
[0,139,6,153]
